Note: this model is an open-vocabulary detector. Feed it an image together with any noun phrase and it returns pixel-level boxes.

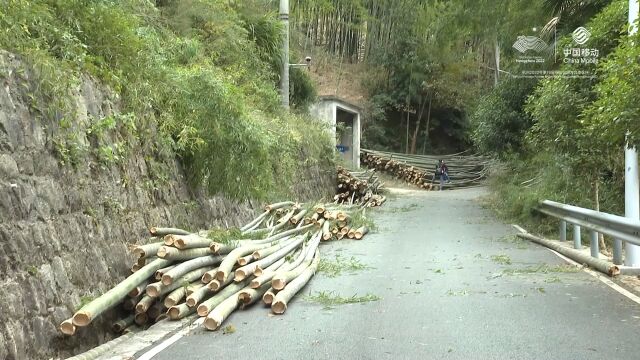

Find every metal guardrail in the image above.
[537,200,640,264]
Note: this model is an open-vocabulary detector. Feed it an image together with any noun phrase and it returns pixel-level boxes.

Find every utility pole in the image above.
[280,0,290,110]
[625,0,640,266]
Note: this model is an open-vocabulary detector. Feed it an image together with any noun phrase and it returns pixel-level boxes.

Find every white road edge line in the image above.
[512,224,640,306]
[137,318,205,360]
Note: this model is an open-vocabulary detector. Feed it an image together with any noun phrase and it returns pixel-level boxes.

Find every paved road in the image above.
[148,188,640,360]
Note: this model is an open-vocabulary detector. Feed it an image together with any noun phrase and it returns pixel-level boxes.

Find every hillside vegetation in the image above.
[0,0,334,200]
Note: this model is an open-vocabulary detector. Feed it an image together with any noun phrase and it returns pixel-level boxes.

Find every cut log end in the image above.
[186,297,197,308]
[203,315,222,331]
[202,272,215,284]
[208,280,221,291]
[238,292,251,304]
[209,243,221,254]
[149,227,158,236]
[146,284,161,298]
[237,258,249,266]
[197,305,209,317]
[610,266,621,276]
[263,291,275,305]
[163,297,177,308]
[163,235,176,246]
[134,312,148,326]
[156,247,169,258]
[215,271,227,282]
[72,312,91,327]
[272,278,286,291]
[168,307,181,320]
[234,270,248,281]
[60,319,76,335]
[174,239,187,249]
[271,301,287,314]
[253,267,264,277]
[161,275,173,286]
[250,279,260,289]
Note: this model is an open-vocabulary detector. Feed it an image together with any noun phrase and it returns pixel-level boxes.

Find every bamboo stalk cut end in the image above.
[60,319,76,335]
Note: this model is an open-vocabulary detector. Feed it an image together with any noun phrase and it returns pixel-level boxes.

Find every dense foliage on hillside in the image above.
[291,0,638,232]
[0,0,333,200]
[468,0,637,228]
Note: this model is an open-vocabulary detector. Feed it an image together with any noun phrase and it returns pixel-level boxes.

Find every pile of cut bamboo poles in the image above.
[59,202,376,336]
[361,149,490,190]
[335,167,386,207]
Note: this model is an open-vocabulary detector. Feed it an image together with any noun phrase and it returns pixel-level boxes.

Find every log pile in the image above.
[59,202,377,336]
[361,149,490,190]
[335,167,386,207]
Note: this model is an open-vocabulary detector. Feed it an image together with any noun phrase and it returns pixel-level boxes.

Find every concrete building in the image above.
[310,95,362,169]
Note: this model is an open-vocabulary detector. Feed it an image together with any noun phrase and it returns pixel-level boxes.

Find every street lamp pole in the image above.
[280,0,290,110]
[625,0,640,266]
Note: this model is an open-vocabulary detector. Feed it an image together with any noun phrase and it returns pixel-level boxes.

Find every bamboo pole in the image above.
[516,233,620,276]
[208,271,235,292]
[70,258,171,327]
[59,318,76,335]
[216,243,275,283]
[172,234,215,250]
[132,242,164,259]
[157,247,212,261]
[155,265,176,281]
[250,257,287,289]
[239,282,271,308]
[150,227,191,237]
[262,287,277,305]
[272,251,320,314]
[135,295,155,314]
[186,284,214,307]
[237,254,253,266]
[272,234,320,290]
[146,267,213,298]
[163,286,187,308]
[204,288,245,330]
[112,314,135,333]
[162,256,223,285]
[167,303,196,320]
[234,235,306,281]
[197,280,250,317]
[134,312,148,326]
[354,226,368,240]
[128,280,149,298]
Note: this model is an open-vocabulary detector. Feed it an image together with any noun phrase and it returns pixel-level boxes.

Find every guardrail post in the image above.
[559,221,567,241]
[613,239,623,265]
[573,225,581,249]
[590,230,599,258]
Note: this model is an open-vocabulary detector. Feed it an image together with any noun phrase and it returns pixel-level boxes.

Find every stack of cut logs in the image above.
[335,167,386,207]
[59,201,374,336]
[361,149,490,190]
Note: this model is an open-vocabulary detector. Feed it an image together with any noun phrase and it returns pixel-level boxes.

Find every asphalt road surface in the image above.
[147,187,640,360]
